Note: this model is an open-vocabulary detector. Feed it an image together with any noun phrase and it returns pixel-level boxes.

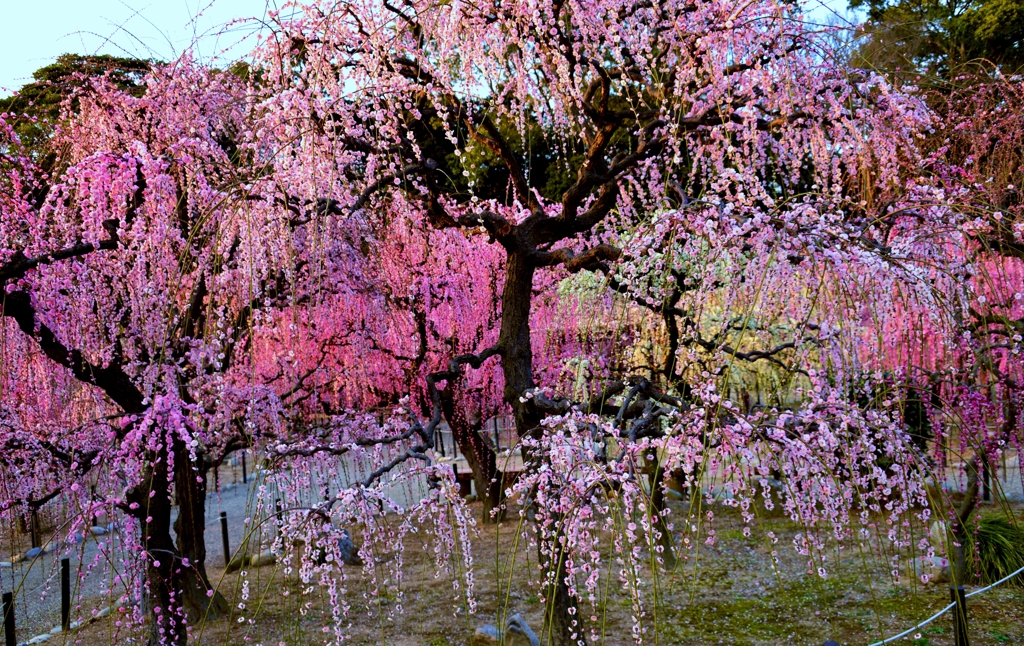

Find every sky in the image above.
[0,0,276,94]
[0,0,860,96]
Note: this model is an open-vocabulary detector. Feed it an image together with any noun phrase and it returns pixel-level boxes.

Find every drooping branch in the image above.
[1,291,146,413]
[0,163,146,285]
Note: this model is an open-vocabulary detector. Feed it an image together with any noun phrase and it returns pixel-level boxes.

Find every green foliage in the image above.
[966,515,1024,586]
[0,54,151,163]
[850,0,1024,77]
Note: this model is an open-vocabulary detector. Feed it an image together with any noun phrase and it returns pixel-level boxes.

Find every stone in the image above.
[664,488,685,501]
[48,627,61,635]
[470,624,502,646]
[249,549,277,568]
[90,526,108,536]
[96,606,110,618]
[26,634,50,644]
[505,613,539,646]
[0,561,11,568]
[905,555,950,584]
[337,530,363,566]
[25,547,43,559]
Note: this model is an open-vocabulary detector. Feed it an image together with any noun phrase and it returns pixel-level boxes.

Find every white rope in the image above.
[965,563,1024,597]
[869,562,1024,645]
[868,602,956,646]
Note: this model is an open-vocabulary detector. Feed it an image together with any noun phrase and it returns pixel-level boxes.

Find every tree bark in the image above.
[126,456,189,646]
[498,249,583,644]
[440,389,503,522]
[644,450,677,570]
[541,521,588,646]
[949,457,981,586]
[499,250,541,435]
[172,451,229,624]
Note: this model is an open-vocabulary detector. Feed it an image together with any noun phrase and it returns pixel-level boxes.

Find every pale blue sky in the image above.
[0,0,276,93]
[1,0,859,96]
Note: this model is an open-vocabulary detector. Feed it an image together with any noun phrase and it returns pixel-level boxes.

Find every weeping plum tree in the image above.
[0,49,622,644]
[246,0,974,643]
[0,61,362,644]
[2,1,1016,644]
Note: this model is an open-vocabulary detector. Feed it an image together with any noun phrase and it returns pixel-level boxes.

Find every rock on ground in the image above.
[471,612,539,646]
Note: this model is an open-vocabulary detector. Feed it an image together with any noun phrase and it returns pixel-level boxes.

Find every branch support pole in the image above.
[220,512,230,566]
[61,558,70,630]
[3,591,14,646]
[950,585,969,646]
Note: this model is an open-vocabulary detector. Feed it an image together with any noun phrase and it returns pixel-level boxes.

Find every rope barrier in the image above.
[964,563,1024,598]
[869,562,1024,645]
[868,602,955,646]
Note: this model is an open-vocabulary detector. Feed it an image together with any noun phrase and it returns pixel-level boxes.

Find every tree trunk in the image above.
[172,451,229,624]
[541,522,588,646]
[949,457,981,586]
[499,250,540,435]
[644,450,677,570]
[126,456,189,646]
[440,389,503,522]
[498,249,582,644]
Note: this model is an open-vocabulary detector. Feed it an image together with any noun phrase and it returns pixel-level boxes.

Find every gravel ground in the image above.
[0,453,435,644]
[0,462,258,644]
[2,450,1021,644]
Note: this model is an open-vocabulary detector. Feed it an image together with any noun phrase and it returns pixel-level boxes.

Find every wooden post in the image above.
[220,512,230,566]
[90,486,98,527]
[951,585,969,646]
[29,510,39,549]
[3,591,15,646]
[241,451,247,484]
[61,558,70,630]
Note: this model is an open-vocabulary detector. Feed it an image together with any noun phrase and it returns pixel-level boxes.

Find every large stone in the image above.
[249,549,277,568]
[470,624,502,646]
[505,613,539,646]
[905,555,950,584]
[90,525,108,536]
[337,530,362,566]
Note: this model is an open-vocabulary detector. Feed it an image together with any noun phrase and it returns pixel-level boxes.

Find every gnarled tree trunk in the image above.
[499,249,582,644]
[172,450,229,624]
[440,389,503,522]
[644,449,677,571]
[540,517,588,646]
[127,455,189,646]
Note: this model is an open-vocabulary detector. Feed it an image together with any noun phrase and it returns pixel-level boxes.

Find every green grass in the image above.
[967,515,1024,587]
